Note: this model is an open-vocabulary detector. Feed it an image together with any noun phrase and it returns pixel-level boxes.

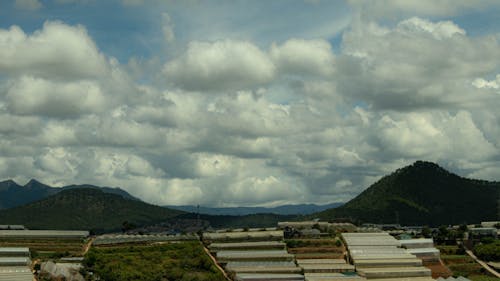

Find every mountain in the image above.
[166,202,343,216]
[175,212,297,229]
[314,161,500,226]
[0,188,183,233]
[0,179,139,210]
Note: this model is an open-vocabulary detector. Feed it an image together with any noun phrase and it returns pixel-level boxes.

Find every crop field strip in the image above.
[83,240,226,281]
[0,238,86,257]
[437,245,500,281]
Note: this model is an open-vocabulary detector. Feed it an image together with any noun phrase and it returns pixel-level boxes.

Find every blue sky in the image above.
[0,0,499,207]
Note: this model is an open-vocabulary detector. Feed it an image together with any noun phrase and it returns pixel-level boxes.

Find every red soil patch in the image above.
[425,261,453,279]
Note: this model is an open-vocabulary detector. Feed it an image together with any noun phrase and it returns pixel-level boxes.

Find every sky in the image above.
[0,0,500,207]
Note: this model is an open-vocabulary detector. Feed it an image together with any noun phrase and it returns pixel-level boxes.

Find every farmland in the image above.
[83,241,226,281]
[285,238,344,259]
[0,237,87,260]
[438,245,500,281]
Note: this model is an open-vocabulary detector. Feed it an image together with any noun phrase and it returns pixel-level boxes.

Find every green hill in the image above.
[314,161,500,226]
[0,188,184,233]
[0,179,139,210]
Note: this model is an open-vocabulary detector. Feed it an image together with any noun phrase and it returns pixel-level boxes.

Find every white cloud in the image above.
[14,0,42,10]
[472,75,500,90]
[162,12,175,43]
[338,17,500,110]
[270,38,335,76]
[0,22,108,80]
[376,111,496,161]
[6,76,105,118]
[34,147,76,176]
[397,17,466,39]
[0,10,500,208]
[164,40,275,91]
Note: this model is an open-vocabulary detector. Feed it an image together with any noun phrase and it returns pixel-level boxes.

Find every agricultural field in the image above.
[285,237,344,259]
[83,241,226,281]
[438,245,500,281]
[0,237,87,260]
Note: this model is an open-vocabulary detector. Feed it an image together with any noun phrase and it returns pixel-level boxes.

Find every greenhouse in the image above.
[209,241,286,252]
[225,260,299,274]
[0,248,30,257]
[235,273,305,281]
[356,266,432,279]
[0,257,31,267]
[216,250,294,263]
[304,272,366,281]
[0,266,33,281]
[0,230,89,238]
[400,239,434,249]
[203,230,284,242]
[353,258,422,268]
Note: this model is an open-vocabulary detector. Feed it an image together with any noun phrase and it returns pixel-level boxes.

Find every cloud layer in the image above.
[0,1,499,207]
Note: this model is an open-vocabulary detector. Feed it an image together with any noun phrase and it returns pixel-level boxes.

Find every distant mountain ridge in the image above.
[0,179,138,210]
[314,161,500,226]
[166,203,343,216]
[0,188,183,232]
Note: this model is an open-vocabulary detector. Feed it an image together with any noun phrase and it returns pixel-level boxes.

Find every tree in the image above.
[121,221,136,232]
[421,226,431,238]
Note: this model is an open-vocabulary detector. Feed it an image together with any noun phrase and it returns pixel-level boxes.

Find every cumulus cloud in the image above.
[375,111,496,160]
[0,22,108,80]
[270,38,335,77]
[0,9,500,208]
[338,17,500,110]
[163,40,275,91]
[6,76,105,118]
[473,74,500,90]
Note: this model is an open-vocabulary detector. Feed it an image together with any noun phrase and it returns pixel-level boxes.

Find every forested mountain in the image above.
[314,161,500,226]
[0,179,138,209]
[0,188,183,233]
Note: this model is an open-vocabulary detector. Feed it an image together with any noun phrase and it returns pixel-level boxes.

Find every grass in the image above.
[438,245,500,281]
[84,241,225,281]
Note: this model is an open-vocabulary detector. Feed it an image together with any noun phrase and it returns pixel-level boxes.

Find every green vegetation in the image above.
[314,161,500,226]
[0,188,184,233]
[474,240,500,261]
[438,245,500,280]
[83,242,225,281]
[0,179,138,210]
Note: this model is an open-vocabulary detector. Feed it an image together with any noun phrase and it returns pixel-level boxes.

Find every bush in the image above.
[335,239,342,247]
[84,242,225,281]
[474,240,500,261]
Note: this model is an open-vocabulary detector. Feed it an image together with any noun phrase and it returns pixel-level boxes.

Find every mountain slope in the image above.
[0,179,138,210]
[314,161,500,226]
[0,188,184,232]
[166,203,343,216]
